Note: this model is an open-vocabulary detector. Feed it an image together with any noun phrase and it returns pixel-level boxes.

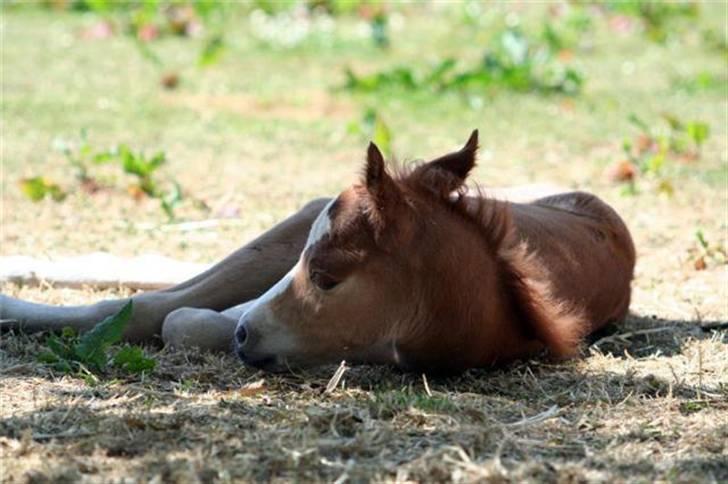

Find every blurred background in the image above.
[2,1,726,281]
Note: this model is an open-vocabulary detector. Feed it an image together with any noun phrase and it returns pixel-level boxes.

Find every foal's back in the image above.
[511,191,635,334]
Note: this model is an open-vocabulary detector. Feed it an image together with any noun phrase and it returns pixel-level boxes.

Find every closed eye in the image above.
[310,270,340,291]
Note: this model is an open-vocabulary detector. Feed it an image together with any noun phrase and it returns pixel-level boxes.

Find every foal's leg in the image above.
[0,198,331,343]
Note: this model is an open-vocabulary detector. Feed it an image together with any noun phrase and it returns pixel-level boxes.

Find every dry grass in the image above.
[2,3,727,483]
[1,312,726,482]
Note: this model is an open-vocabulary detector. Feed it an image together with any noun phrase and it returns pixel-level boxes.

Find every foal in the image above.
[1,131,635,374]
[233,130,636,372]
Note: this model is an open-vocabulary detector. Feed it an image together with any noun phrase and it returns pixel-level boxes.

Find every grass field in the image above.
[1,2,727,482]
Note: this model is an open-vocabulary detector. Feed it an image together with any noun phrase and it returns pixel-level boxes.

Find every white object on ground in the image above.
[477,183,566,202]
[0,252,211,290]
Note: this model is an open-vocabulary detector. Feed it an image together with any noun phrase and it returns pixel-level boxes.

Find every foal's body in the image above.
[508,193,634,334]
[1,131,635,373]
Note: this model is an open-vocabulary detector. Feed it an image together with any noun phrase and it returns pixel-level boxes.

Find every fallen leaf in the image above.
[694,256,707,271]
[238,379,266,397]
[137,24,159,42]
[635,134,656,155]
[80,21,114,41]
[605,160,637,183]
[161,72,180,90]
[127,185,146,201]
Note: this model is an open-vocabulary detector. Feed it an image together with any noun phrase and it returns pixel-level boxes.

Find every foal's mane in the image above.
[395,164,586,358]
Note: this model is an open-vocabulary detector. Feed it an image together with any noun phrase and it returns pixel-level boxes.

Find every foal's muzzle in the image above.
[234,318,280,371]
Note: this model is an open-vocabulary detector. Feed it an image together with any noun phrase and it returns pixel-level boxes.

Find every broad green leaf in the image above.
[149,152,166,170]
[73,301,133,370]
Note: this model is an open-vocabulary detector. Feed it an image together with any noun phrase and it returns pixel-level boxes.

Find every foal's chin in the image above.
[235,349,290,373]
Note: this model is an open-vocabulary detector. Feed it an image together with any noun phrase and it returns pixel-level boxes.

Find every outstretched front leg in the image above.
[160,300,256,352]
[0,198,332,346]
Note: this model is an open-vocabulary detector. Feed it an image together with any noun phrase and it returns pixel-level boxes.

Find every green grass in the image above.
[1,2,726,482]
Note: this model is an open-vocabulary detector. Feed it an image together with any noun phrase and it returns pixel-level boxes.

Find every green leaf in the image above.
[19,177,66,202]
[92,151,115,164]
[695,230,709,250]
[686,121,709,146]
[656,179,674,196]
[73,301,133,371]
[160,181,183,221]
[199,35,225,67]
[38,350,60,364]
[661,112,683,130]
[53,360,74,374]
[645,152,666,175]
[113,346,156,374]
[46,335,70,356]
[150,151,166,167]
[372,116,392,157]
[424,58,456,86]
[119,146,166,180]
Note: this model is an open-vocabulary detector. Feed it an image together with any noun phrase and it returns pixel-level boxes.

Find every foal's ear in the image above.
[365,141,399,201]
[365,141,387,191]
[409,130,479,198]
[428,129,478,181]
[363,141,401,229]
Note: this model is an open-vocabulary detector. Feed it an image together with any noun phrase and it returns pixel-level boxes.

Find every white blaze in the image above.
[243,199,335,316]
[304,199,335,250]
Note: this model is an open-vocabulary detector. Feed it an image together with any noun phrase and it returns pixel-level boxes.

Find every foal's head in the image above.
[235,130,518,373]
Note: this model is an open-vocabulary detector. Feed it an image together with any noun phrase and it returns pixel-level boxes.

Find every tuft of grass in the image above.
[612,113,711,196]
[689,229,727,271]
[22,132,187,221]
[370,387,457,418]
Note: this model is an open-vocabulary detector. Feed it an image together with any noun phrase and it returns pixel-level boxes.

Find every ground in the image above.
[1,3,726,483]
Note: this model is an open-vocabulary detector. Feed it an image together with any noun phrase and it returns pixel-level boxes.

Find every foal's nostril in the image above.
[235,323,248,346]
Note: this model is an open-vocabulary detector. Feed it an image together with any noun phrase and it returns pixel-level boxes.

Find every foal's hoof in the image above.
[161,307,237,353]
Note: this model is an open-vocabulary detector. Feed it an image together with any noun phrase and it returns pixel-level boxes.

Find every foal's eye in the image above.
[310,270,339,291]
